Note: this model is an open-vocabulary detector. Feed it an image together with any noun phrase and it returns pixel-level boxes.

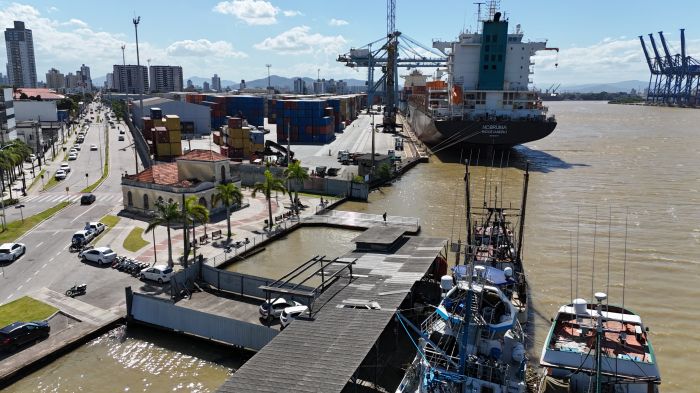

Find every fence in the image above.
[200,264,314,303]
[129,292,277,350]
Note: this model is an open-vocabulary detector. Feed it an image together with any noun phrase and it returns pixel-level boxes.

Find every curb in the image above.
[14,201,74,243]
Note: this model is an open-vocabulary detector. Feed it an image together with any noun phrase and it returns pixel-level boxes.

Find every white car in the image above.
[259,298,302,319]
[280,305,308,328]
[0,243,26,262]
[84,222,106,235]
[90,144,98,151]
[60,163,71,173]
[140,265,174,284]
[69,148,78,154]
[73,144,81,151]
[81,247,117,265]
[54,169,67,180]
[68,153,78,160]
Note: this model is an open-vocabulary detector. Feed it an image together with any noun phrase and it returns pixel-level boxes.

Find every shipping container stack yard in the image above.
[185,93,264,131]
[217,116,265,160]
[275,99,335,144]
[141,108,183,159]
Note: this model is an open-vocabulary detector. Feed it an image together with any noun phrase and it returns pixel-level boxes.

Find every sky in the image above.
[1,0,699,88]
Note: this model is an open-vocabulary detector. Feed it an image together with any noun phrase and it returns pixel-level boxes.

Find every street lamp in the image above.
[85,173,89,188]
[149,210,157,265]
[14,204,24,223]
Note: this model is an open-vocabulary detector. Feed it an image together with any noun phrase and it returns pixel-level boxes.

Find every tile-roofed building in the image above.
[121,149,235,215]
[13,88,65,100]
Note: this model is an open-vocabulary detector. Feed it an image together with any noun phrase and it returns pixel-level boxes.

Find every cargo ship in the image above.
[403,2,558,148]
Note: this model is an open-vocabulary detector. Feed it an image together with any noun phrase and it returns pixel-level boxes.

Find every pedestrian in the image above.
[382,212,387,222]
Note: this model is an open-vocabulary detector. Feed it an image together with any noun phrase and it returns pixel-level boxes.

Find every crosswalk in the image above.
[21,193,123,204]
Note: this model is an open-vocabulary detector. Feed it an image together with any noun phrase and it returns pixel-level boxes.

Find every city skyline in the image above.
[0,1,699,87]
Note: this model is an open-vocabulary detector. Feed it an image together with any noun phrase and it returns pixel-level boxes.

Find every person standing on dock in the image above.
[383,212,387,223]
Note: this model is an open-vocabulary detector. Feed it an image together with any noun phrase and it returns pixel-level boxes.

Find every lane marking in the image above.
[17,285,22,291]
[53,230,60,235]
[49,257,55,262]
[36,241,44,248]
[34,271,39,276]
[42,263,47,269]
[70,203,98,223]
[25,277,31,283]
[6,295,12,300]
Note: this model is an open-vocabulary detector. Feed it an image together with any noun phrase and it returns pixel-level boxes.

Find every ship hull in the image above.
[408,103,557,147]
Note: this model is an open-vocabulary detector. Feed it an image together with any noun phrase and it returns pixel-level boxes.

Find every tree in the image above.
[19,93,28,100]
[376,162,392,181]
[283,160,309,214]
[252,167,287,231]
[144,200,183,267]
[184,196,209,261]
[212,182,242,240]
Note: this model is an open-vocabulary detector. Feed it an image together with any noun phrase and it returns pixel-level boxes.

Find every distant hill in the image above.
[559,80,647,93]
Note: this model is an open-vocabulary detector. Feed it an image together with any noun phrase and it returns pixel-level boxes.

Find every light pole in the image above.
[266,64,271,90]
[85,173,89,188]
[149,211,157,265]
[133,16,144,124]
[121,44,128,103]
[14,204,24,223]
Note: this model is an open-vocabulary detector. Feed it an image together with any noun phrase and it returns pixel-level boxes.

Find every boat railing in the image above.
[463,355,511,385]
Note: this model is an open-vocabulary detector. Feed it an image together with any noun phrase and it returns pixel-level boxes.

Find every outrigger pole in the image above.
[517,162,530,262]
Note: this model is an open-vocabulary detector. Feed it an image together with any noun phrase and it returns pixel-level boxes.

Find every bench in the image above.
[211,230,222,239]
[199,234,209,244]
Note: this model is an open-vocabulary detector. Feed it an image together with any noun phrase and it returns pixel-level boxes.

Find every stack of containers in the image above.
[141,117,153,140]
[221,116,264,159]
[225,95,264,128]
[275,99,335,144]
[327,98,341,132]
[200,100,225,129]
[267,98,277,124]
[149,114,183,158]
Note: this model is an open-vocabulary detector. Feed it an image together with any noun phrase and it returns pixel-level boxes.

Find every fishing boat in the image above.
[538,293,661,393]
[396,276,528,393]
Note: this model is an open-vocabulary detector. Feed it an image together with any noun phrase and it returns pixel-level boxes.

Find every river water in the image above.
[7,101,697,391]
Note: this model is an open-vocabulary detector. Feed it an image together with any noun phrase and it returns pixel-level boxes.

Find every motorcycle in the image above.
[65,283,87,298]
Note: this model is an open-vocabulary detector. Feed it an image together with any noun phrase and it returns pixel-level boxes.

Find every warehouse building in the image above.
[131,97,211,135]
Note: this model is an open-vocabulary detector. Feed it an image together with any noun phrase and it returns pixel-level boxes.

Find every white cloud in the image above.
[213,0,279,25]
[64,18,88,28]
[46,6,58,13]
[166,39,247,58]
[283,10,302,17]
[254,26,347,55]
[329,18,349,26]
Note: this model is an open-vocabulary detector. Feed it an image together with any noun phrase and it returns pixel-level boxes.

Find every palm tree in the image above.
[283,160,309,214]
[184,196,209,261]
[212,182,243,240]
[144,200,183,267]
[252,168,287,231]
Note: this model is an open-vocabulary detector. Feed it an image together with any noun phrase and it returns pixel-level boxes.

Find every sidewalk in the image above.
[97,190,340,268]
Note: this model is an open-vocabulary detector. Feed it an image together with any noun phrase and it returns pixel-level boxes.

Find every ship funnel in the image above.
[494,12,501,22]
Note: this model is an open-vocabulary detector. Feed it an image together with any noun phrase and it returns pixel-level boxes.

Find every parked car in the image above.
[73,144,81,151]
[119,129,125,134]
[80,193,96,205]
[54,169,67,180]
[0,321,50,352]
[280,305,308,328]
[81,247,117,265]
[90,144,98,151]
[60,163,71,173]
[0,243,26,262]
[140,265,174,284]
[25,154,36,163]
[118,135,124,141]
[259,298,302,319]
[71,230,95,246]
[84,221,106,235]
[69,148,78,154]
[68,153,78,160]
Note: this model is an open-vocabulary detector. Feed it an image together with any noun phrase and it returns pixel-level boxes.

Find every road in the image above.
[0,99,153,312]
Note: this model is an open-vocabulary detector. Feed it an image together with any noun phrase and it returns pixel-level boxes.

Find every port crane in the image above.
[639,29,700,106]
[337,0,446,132]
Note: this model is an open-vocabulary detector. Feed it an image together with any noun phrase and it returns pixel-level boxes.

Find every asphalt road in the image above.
[0,100,154,312]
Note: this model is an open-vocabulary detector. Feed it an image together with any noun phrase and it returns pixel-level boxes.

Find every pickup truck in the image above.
[84,222,106,235]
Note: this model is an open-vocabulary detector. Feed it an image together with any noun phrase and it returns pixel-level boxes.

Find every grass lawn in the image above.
[0,201,71,243]
[123,227,149,252]
[41,172,62,191]
[92,215,120,244]
[0,296,58,327]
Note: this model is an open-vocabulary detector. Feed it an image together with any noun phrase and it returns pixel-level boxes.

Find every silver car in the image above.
[80,247,117,265]
[0,243,26,262]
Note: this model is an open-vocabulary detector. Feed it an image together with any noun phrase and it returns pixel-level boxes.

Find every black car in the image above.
[0,321,50,352]
[80,193,96,205]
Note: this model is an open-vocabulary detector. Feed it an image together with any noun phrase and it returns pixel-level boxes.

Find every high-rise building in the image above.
[240,79,246,89]
[79,64,92,90]
[293,78,306,94]
[0,88,17,143]
[148,65,183,93]
[186,79,194,89]
[4,21,37,88]
[112,64,148,94]
[105,73,113,89]
[202,81,210,91]
[336,80,348,94]
[212,74,221,91]
[65,72,80,89]
[46,68,65,89]
[313,79,325,94]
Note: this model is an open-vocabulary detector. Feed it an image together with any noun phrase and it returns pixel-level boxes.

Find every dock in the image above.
[218,230,446,392]
[303,210,421,233]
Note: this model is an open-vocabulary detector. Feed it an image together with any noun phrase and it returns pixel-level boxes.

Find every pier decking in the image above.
[303,210,421,233]
[218,234,446,393]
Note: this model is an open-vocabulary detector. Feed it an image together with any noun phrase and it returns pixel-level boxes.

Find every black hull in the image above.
[408,104,557,147]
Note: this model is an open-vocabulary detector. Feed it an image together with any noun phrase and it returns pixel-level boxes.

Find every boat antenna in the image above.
[606,206,612,309]
[576,206,580,300]
[569,231,574,302]
[450,148,465,245]
[591,206,598,303]
[473,2,484,34]
[482,150,491,208]
[497,150,504,212]
[622,208,629,323]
